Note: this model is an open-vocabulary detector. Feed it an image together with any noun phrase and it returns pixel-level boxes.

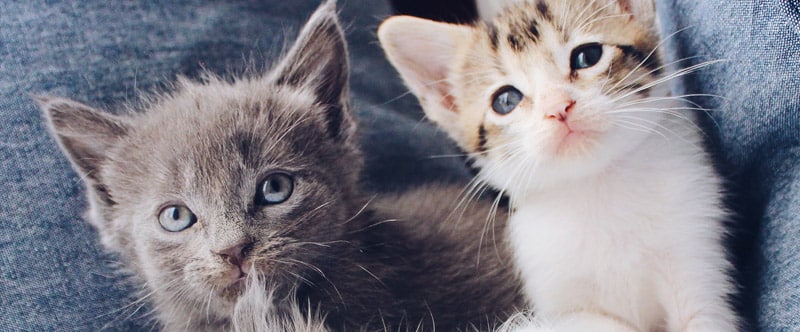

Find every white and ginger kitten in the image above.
[379,0,739,331]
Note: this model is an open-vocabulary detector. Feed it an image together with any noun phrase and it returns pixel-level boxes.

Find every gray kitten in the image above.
[39,1,521,331]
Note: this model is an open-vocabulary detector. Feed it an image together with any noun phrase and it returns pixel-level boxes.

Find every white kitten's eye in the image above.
[256,172,294,205]
[158,205,197,232]
[570,43,603,70]
[491,85,523,115]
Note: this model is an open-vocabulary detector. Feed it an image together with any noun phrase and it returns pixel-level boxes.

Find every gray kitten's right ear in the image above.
[37,96,129,202]
[378,16,472,129]
[271,0,353,141]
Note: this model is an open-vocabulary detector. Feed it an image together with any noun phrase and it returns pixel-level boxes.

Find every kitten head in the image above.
[41,0,353,326]
[379,0,669,197]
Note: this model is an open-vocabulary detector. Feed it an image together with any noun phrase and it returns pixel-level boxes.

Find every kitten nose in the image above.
[543,99,576,122]
[214,241,251,266]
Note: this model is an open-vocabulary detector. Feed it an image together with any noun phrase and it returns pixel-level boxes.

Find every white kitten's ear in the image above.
[37,96,128,204]
[272,0,353,141]
[476,0,517,21]
[378,16,472,126]
[615,0,656,21]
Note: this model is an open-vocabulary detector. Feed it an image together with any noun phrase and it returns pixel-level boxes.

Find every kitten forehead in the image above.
[99,77,327,215]
[132,78,314,158]
[488,0,558,52]
[487,0,657,53]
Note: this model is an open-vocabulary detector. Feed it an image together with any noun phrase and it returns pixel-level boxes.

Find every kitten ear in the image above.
[271,0,353,140]
[37,96,129,203]
[378,16,471,127]
[615,0,656,21]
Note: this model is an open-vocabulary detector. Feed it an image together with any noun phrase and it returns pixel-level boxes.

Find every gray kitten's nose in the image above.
[214,241,251,266]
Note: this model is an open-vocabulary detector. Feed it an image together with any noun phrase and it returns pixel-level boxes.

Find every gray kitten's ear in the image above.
[271,0,352,140]
[37,96,129,201]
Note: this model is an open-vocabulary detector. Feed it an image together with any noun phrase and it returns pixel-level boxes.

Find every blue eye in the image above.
[158,205,197,232]
[570,43,603,70]
[491,86,523,115]
[256,172,294,205]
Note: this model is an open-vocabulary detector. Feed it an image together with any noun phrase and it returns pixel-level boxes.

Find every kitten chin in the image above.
[231,273,329,332]
[380,0,739,331]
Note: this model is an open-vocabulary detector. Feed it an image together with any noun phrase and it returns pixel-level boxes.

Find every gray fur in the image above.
[41,1,522,331]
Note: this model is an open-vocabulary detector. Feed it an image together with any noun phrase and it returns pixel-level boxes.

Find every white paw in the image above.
[497,311,639,332]
[496,312,558,332]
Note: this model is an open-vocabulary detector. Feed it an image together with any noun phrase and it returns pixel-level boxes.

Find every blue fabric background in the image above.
[658,1,800,330]
[0,1,467,330]
[1,0,797,331]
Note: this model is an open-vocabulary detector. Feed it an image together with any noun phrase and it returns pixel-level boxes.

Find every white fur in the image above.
[378,0,740,329]
[475,59,738,332]
[498,310,640,332]
[476,0,521,21]
[232,273,330,332]
[501,114,737,331]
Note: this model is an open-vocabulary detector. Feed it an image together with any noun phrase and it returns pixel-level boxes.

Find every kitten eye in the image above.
[158,205,197,232]
[491,86,523,115]
[256,172,294,205]
[570,43,603,70]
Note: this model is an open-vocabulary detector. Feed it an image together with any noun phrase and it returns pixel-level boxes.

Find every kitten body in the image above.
[379,0,738,331]
[41,1,522,331]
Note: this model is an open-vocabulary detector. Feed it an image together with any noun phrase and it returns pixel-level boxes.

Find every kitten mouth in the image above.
[218,276,248,300]
[218,268,249,299]
[552,123,599,155]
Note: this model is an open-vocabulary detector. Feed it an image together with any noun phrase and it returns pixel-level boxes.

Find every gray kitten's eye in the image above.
[158,205,197,232]
[491,86,523,115]
[570,43,603,70]
[256,172,294,205]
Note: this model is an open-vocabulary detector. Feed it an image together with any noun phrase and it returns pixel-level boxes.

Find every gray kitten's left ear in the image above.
[37,96,129,204]
[271,0,352,140]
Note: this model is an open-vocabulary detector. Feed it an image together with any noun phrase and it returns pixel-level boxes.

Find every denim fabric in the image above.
[0,1,467,330]
[1,0,798,331]
[658,0,800,330]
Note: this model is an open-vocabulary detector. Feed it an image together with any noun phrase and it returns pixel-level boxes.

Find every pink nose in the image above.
[543,99,576,122]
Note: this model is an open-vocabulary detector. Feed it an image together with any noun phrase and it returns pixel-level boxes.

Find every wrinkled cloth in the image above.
[0,1,466,330]
[1,0,798,331]
[659,1,800,330]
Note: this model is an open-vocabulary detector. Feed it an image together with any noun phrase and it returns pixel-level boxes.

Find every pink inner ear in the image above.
[435,81,458,113]
[616,0,638,20]
[618,0,632,13]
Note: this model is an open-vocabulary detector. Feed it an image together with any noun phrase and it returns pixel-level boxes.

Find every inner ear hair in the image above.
[271,0,352,140]
[378,15,472,116]
[37,96,128,185]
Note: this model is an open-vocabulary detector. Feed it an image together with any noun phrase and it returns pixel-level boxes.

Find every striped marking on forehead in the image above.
[497,0,556,52]
[507,18,540,52]
[536,0,552,20]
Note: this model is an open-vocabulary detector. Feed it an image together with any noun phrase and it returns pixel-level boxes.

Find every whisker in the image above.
[576,13,630,33]
[341,195,376,225]
[606,25,697,94]
[612,59,727,102]
[611,118,668,139]
[356,264,389,289]
[605,55,704,97]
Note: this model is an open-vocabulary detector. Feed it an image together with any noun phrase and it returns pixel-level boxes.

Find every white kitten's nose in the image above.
[540,91,575,122]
